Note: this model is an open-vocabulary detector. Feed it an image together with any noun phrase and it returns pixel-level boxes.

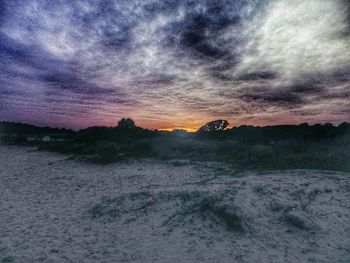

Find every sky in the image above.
[0,0,349,131]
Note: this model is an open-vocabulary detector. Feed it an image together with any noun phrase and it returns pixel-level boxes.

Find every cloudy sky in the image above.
[0,0,349,130]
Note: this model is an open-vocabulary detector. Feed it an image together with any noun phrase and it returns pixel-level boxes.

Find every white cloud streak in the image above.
[238,0,350,82]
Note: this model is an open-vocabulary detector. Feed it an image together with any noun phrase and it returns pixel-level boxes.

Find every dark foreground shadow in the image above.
[1,119,349,172]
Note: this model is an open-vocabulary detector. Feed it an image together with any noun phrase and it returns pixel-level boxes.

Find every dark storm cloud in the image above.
[0,0,349,129]
[42,72,115,95]
[236,72,277,81]
[239,89,303,108]
[0,32,119,97]
[167,7,237,59]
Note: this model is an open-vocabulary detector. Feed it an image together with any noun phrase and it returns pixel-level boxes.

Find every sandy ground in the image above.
[0,145,350,263]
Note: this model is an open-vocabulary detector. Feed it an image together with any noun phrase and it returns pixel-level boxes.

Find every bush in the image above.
[91,143,123,164]
[199,198,243,231]
[125,142,155,158]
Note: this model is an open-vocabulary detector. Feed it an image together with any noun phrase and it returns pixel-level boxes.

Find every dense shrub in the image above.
[1,121,349,171]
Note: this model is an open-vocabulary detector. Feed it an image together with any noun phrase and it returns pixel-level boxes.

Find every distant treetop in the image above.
[117,118,136,129]
[197,120,229,132]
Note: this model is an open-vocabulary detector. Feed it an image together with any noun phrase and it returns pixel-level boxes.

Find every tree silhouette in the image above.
[117,118,136,129]
[197,120,229,132]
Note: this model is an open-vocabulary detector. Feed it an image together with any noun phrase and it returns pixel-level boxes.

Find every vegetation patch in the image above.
[199,197,244,231]
[283,212,309,230]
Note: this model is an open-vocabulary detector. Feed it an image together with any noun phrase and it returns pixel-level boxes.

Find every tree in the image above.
[197,120,229,132]
[117,118,136,129]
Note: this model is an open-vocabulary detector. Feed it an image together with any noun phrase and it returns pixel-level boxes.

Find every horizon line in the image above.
[1,119,349,133]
